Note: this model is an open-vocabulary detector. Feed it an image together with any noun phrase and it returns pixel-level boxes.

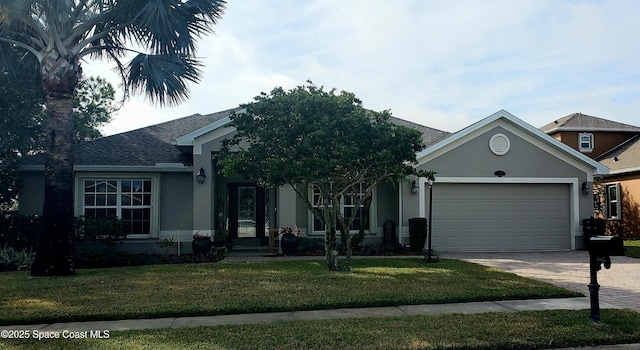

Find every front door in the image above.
[228,183,266,245]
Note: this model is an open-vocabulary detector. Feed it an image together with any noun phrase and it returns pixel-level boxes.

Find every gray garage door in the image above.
[428,183,571,251]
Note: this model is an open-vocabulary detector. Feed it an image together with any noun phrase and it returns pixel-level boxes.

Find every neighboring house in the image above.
[18,109,606,253]
[540,113,640,239]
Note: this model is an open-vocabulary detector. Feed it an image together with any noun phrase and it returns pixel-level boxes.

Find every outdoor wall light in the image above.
[196,167,206,184]
[494,170,506,177]
[582,181,592,196]
[411,180,419,195]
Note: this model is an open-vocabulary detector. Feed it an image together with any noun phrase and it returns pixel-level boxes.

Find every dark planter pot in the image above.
[192,237,212,255]
[408,218,428,251]
[213,235,226,248]
[280,233,299,255]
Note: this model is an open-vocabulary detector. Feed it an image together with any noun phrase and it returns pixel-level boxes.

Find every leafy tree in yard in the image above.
[73,76,118,142]
[0,61,45,211]
[0,0,226,276]
[218,83,426,271]
[0,73,118,211]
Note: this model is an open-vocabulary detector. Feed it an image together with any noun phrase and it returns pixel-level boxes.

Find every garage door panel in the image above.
[428,183,570,251]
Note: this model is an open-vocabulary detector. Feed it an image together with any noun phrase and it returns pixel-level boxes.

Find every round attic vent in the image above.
[489,133,510,156]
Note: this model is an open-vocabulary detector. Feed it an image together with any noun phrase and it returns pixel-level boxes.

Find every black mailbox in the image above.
[588,235,625,257]
[586,234,624,322]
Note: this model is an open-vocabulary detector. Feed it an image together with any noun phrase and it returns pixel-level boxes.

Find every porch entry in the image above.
[227,183,268,246]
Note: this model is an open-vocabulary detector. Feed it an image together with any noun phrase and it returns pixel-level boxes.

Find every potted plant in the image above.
[192,231,212,255]
[278,226,303,255]
[213,229,227,248]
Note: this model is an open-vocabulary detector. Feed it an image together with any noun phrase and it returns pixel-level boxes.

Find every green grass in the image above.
[2,309,640,349]
[0,258,580,325]
[626,240,640,258]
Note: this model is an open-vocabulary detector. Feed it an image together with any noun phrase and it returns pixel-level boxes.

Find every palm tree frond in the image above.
[125,53,202,107]
[130,0,225,55]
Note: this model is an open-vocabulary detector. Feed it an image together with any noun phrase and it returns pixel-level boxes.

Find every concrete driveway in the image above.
[443,251,640,311]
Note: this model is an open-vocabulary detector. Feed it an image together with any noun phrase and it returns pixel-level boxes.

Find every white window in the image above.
[81,178,156,237]
[311,183,372,233]
[606,183,621,220]
[579,133,594,153]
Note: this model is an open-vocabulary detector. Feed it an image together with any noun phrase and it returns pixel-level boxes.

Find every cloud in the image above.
[85,0,640,135]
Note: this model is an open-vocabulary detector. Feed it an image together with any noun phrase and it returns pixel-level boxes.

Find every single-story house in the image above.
[540,113,640,239]
[18,109,607,253]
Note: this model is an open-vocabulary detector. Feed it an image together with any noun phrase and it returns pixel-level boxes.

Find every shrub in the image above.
[74,216,127,247]
[75,249,165,269]
[75,248,225,269]
[349,242,414,256]
[0,213,40,251]
[0,244,35,271]
[1,214,127,251]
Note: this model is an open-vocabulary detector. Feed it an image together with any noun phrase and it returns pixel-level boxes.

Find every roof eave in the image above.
[604,166,640,176]
[20,164,193,173]
[175,115,233,147]
[548,127,640,133]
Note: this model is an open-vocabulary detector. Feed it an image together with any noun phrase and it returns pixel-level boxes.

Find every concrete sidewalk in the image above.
[3,297,638,349]
[0,297,619,332]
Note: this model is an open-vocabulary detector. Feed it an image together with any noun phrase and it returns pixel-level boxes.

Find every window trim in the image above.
[75,173,161,238]
[308,183,376,235]
[578,133,594,153]
[605,182,621,221]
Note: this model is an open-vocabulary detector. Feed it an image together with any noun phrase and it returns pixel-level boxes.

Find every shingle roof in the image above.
[389,117,451,148]
[22,108,238,167]
[540,112,640,134]
[21,107,450,167]
[596,134,640,174]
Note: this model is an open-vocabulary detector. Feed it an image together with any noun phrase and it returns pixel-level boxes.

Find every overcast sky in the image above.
[85,0,640,136]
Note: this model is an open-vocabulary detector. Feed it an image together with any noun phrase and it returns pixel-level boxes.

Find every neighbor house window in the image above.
[83,179,153,235]
[311,183,371,233]
[579,133,594,153]
[605,183,621,220]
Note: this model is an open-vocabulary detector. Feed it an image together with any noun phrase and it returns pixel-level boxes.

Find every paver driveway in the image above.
[443,251,640,311]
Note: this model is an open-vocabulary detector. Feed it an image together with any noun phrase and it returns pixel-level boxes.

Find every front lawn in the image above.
[626,240,640,258]
[3,309,640,350]
[0,258,580,325]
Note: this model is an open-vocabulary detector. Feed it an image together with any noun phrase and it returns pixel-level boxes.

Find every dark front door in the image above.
[228,183,266,245]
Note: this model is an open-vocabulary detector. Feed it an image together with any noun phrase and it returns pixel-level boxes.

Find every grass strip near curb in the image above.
[2,309,639,350]
[0,258,580,325]
[626,240,640,258]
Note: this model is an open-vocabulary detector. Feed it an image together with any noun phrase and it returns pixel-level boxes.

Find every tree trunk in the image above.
[335,197,352,271]
[31,93,76,276]
[341,225,352,271]
[31,52,79,276]
[324,206,339,271]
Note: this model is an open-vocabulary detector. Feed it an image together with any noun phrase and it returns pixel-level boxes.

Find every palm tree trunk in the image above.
[30,93,76,276]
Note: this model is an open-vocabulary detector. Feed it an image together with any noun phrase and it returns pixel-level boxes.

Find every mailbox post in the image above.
[586,235,624,322]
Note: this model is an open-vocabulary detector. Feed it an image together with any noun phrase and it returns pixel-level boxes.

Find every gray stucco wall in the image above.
[192,145,216,234]
[160,172,194,232]
[416,126,589,179]
[376,181,399,234]
[401,178,420,229]
[17,171,45,216]
[191,129,240,235]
